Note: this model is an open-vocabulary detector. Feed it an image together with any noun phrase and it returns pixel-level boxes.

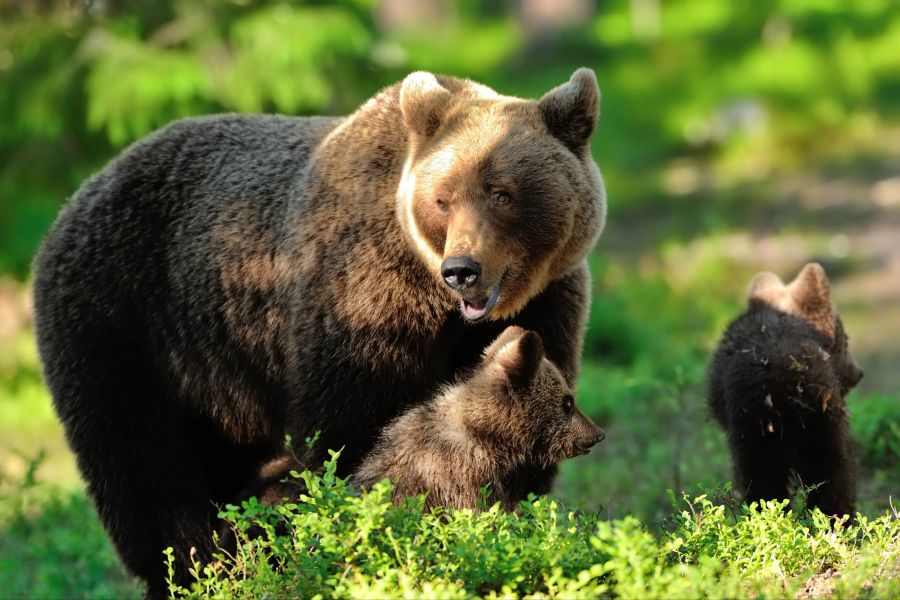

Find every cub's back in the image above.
[708,306,837,427]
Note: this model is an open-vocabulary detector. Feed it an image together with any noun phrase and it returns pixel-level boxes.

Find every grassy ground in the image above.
[172,454,900,599]
[0,163,898,597]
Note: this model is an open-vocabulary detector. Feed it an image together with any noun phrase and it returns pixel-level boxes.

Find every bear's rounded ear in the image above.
[787,262,831,310]
[538,67,600,154]
[482,325,527,362]
[495,330,545,390]
[747,271,786,308]
[787,262,836,337]
[399,71,453,139]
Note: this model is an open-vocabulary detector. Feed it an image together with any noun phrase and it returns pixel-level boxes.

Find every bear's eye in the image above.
[435,198,449,214]
[562,394,574,414]
[492,191,512,206]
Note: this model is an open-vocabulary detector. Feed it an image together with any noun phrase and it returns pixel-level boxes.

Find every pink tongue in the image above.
[462,299,487,318]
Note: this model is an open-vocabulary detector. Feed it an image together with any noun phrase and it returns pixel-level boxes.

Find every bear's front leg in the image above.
[728,427,791,508]
[796,417,857,518]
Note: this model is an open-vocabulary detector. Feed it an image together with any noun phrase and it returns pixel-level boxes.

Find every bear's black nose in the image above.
[441,256,481,291]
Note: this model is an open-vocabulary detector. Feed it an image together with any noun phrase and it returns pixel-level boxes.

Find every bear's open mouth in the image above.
[574,445,594,456]
[460,283,501,322]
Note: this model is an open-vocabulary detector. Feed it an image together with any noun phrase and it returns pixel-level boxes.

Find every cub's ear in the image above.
[748,263,837,339]
[747,271,787,308]
[399,71,453,138]
[483,326,527,362]
[538,67,600,154]
[787,262,835,337]
[787,262,831,313]
[495,330,545,390]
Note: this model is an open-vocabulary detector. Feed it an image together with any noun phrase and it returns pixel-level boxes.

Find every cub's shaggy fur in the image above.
[708,263,863,516]
[354,326,605,510]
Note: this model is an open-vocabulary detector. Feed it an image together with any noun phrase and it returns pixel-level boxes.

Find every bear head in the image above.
[460,326,604,466]
[395,69,606,321]
[747,262,864,395]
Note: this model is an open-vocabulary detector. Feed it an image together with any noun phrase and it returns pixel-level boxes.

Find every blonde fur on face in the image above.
[394,69,606,320]
[396,154,444,275]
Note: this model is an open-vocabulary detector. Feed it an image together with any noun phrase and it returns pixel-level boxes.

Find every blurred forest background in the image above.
[1,0,898,596]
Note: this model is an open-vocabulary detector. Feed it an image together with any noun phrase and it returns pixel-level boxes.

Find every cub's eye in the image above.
[492,191,512,206]
[562,394,574,414]
[435,198,449,214]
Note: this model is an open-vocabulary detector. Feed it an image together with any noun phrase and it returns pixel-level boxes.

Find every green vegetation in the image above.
[2,0,899,598]
[189,453,898,599]
[2,451,897,599]
[192,455,899,599]
[0,456,138,598]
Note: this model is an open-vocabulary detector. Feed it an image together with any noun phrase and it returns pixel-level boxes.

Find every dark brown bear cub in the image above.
[355,326,605,510]
[708,263,863,517]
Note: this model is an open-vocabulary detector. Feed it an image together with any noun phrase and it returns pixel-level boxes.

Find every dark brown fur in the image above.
[708,263,864,517]
[354,326,604,510]
[32,70,605,595]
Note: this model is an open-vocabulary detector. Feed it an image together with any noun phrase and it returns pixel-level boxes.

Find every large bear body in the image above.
[33,70,605,595]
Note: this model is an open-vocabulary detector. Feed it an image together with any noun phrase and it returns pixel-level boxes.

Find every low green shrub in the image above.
[173,452,900,599]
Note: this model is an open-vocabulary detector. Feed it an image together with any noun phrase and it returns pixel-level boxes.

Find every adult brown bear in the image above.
[32,69,606,596]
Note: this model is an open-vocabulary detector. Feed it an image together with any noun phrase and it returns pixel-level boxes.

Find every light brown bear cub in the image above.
[355,326,605,510]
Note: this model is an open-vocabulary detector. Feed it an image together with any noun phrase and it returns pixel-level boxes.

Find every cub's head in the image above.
[395,69,606,321]
[463,326,604,465]
[747,262,864,394]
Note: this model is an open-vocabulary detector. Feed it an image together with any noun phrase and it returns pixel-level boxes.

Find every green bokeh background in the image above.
[1,1,898,597]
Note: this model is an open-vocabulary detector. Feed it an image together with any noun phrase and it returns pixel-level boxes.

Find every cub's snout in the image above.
[572,411,605,456]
